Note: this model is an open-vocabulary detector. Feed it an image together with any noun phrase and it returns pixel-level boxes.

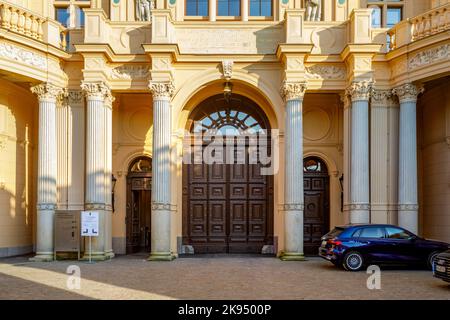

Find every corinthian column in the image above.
[280,81,307,261]
[30,83,64,261]
[148,81,175,261]
[392,83,424,234]
[81,81,115,260]
[346,81,373,224]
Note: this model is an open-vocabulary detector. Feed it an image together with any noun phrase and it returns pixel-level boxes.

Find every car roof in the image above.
[336,224,404,229]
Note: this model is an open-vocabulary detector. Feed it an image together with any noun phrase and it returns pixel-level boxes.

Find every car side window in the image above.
[385,227,411,240]
[352,229,362,238]
[359,227,385,239]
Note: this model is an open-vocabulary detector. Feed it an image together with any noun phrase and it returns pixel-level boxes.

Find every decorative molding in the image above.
[349,203,371,210]
[398,204,419,211]
[392,83,424,103]
[151,202,172,210]
[221,60,233,81]
[283,204,305,211]
[110,65,150,80]
[0,43,47,69]
[81,81,112,100]
[371,89,397,106]
[85,203,112,211]
[30,83,64,101]
[409,44,449,70]
[67,91,84,105]
[446,136,450,149]
[305,65,346,80]
[37,203,57,210]
[148,81,175,100]
[280,81,307,101]
[345,81,374,102]
[0,135,7,151]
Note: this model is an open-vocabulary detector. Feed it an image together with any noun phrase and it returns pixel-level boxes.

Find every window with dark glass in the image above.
[218,0,241,16]
[359,227,385,239]
[367,0,403,28]
[186,0,209,16]
[385,227,411,240]
[250,0,272,16]
[56,8,70,27]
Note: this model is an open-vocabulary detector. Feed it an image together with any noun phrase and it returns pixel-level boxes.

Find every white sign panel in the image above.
[81,211,99,237]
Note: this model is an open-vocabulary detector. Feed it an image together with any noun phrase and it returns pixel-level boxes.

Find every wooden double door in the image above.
[182,148,274,254]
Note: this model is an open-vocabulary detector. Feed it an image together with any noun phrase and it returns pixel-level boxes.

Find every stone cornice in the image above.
[81,81,112,100]
[148,81,175,100]
[30,83,64,101]
[345,81,374,102]
[392,83,424,103]
[280,81,307,102]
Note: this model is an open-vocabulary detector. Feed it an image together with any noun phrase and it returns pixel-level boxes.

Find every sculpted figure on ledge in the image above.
[305,0,322,22]
[135,0,154,21]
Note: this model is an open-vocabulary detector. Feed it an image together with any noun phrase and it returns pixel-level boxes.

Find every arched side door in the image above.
[126,156,152,254]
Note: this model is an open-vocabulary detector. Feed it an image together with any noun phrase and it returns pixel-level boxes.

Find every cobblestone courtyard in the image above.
[0,254,449,300]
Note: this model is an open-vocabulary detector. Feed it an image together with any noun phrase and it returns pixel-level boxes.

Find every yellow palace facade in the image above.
[0,0,449,261]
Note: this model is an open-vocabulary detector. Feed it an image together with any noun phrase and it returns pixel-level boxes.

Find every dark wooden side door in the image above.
[183,144,273,254]
[303,157,330,255]
[126,177,152,254]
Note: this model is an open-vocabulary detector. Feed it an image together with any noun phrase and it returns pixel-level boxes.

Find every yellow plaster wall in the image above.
[111,92,153,254]
[419,79,450,243]
[0,79,37,256]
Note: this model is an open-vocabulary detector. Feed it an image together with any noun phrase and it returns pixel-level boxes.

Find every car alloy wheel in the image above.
[344,252,364,271]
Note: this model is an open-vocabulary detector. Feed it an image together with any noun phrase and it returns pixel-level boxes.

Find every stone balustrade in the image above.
[0,1,67,50]
[388,2,450,51]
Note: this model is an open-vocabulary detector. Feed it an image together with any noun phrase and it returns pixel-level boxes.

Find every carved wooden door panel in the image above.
[303,157,330,255]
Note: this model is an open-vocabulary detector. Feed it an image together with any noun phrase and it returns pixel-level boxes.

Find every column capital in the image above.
[280,80,307,102]
[30,83,64,102]
[149,81,175,100]
[67,90,84,105]
[345,80,374,102]
[371,89,397,107]
[81,81,112,100]
[392,83,424,103]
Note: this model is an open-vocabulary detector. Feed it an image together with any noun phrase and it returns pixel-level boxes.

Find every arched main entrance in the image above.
[182,94,274,253]
[303,157,330,255]
[126,156,152,254]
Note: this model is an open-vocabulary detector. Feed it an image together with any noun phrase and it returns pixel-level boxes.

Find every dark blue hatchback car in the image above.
[319,224,449,271]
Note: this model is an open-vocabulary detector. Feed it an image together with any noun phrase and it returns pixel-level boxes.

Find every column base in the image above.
[147,252,176,261]
[80,251,115,261]
[279,252,306,261]
[29,253,54,262]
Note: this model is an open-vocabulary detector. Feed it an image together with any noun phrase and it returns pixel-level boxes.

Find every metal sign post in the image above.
[81,211,99,264]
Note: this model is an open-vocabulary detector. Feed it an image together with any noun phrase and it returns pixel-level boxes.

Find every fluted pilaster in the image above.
[392,83,424,234]
[370,90,399,224]
[148,80,175,261]
[280,81,307,261]
[346,81,373,224]
[30,83,64,261]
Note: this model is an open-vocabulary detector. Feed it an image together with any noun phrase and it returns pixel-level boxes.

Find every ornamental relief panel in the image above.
[110,65,150,80]
[305,65,346,80]
[0,43,47,69]
[408,44,449,70]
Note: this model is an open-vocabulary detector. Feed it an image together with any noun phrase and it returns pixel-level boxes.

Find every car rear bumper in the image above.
[318,247,341,264]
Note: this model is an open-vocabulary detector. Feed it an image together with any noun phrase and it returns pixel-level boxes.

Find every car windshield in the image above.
[326,227,344,238]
